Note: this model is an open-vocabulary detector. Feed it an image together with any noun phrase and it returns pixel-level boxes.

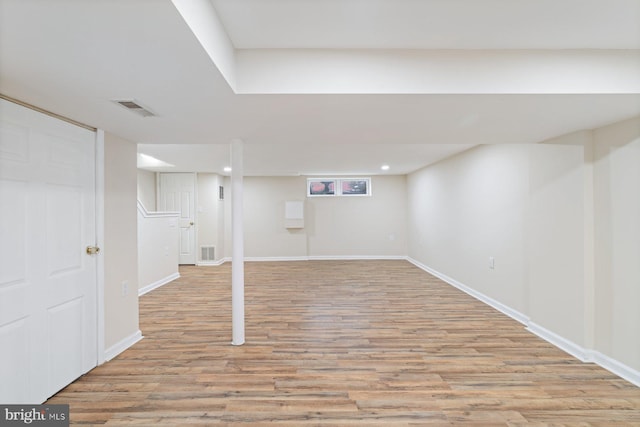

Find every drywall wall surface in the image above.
[243,176,310,258]
[593,116,640,372]
[197,173,224,261]
[104,132,140,350]
[223,175,232,259]
[225,175,408,259]
[526,144,585,346]
[408,120,640,376]
[407,142,586,344]
[305,175,408,257]
[541,130,596,349]
[137,169,156,211]
[137,206,179,291]
[407,144,529,313]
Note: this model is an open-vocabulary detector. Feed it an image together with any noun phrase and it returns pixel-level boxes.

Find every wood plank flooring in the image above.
[48,260,640,425]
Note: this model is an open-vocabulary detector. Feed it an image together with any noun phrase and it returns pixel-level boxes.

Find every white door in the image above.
[159,173,196,264]
[0,99,98,403]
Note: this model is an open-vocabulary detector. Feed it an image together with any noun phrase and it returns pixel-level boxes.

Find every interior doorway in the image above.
[158,172,197,264]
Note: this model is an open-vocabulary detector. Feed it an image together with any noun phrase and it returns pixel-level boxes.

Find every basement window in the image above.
[307,178,371,197]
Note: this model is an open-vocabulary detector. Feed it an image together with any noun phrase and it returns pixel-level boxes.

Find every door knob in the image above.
[190,222,194,226]
[86,246,100,255]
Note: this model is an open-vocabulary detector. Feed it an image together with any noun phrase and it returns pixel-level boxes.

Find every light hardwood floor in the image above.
[48,260,640,426]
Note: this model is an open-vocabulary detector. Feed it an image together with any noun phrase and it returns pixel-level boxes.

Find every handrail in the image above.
[137,200,180,218]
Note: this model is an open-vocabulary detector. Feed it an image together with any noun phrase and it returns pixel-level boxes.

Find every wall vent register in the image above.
[200,246,215,262]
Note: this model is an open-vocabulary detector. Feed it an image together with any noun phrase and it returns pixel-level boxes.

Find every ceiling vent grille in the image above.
[113,99,156,117]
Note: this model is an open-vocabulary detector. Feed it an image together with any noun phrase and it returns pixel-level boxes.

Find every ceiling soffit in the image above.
[173,0,640,95]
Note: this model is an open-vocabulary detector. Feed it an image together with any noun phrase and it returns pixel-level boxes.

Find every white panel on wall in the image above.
[285,200,304,229]
[137,202,180,293]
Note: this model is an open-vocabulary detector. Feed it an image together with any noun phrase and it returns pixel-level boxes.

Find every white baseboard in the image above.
[104,330,143,362]
[138,272,180,296]
[197,257,232,265]
[591,351,640,387]
[526,322,590,362]
[215,255,407,263]
[407,257,640,388]
[407,257,530,325]
[245,256,310,262]
[527,323,640,387]
[308,255,407,261]
[197,259,227,266]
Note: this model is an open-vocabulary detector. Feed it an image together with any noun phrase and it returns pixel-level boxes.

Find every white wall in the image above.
[537,121,640,373]
[526,144,585,346]
[541,130,596,350]
[104,132,140,351]
[196,173,225,262]
[408,145,529,313]
[407,117,640,382]
[137,169,156,210]
[223,175,232,259]
[306,175,408,257]
[222,175,407,259]
[137,203,179,293]
[406,141,587,343]
[593,117,640,372]
[243,176,308,258]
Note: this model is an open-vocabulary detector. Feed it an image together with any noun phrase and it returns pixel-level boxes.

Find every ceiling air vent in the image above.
[112,99,156,117]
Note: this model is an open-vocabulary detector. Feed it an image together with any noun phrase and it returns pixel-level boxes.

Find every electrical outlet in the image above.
[121,280,129,296]
[489,257,495,269]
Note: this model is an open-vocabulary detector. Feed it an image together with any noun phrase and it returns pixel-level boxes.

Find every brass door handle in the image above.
[86,246,100,255]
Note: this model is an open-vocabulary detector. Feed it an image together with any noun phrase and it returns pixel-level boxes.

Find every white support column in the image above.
[231,139,245,345]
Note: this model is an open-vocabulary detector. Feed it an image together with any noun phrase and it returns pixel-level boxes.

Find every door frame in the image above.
[96,129,106,365]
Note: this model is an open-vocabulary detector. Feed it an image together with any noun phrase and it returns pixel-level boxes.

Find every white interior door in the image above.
[0,99,98,403]
[159,173,196,264]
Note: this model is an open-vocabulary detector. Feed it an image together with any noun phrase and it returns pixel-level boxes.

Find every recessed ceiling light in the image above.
[381,164,390,171]
[223,166,232,172]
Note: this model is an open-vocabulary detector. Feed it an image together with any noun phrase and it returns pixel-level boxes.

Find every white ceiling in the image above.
[1,0,639,176]
[212,0,640,49]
